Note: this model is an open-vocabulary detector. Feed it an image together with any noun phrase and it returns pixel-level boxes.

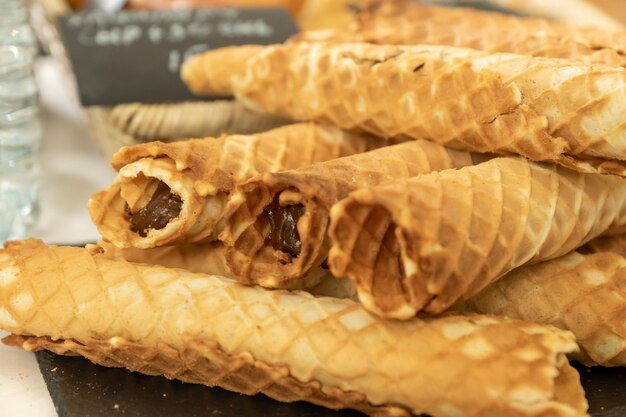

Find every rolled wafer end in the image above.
[181,45,266,96]
[89,157,226,249]
[328,199,423,320]
[220,174,331,289]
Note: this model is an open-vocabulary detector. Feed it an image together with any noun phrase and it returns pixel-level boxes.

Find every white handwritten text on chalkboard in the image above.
[76,16,274,47]
[58,8,297,105]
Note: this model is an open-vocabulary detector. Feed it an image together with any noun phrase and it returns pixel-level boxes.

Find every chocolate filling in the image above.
[126,181,183,237]
[265,196,305,258]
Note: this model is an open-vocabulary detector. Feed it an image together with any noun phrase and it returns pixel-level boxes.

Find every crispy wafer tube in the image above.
[0,240,588,417]
[297,1,626,68]
[328,157,626,319]
[106,101,288,142]
[220,140,484,288]
[181,45,265,96]
[94,240,338,292]
[480,0,623,30]
[452,250,626,367]
[93,240,232,277]
[183,42,626,175]
[579,234,626,257]
[88,123,383,249]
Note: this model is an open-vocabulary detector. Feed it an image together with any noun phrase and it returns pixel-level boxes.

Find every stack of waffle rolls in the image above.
[328,156,626,319]
[220,139,486,288]
[268,232,626,367]
[295,0,623,32]
[4,4,626,415]
[182,41,626,176]
[88,123,383,249]
[0,240,588,417]
[297,1,626,68]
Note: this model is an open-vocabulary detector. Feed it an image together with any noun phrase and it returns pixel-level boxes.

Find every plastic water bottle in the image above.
[0,2,37,54]
[0,0,41,243]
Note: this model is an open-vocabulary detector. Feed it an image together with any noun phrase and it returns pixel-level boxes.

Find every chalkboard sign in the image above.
[57,8,299,106]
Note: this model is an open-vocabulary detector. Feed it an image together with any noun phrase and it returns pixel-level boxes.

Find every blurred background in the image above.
[0,1,625,416]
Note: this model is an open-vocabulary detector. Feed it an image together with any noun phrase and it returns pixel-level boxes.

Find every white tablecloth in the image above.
[0,57,115,417]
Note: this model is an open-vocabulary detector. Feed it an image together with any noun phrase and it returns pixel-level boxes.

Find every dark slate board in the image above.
[35,351,625,417]
[35,351,364,417]
[57,8,298,106]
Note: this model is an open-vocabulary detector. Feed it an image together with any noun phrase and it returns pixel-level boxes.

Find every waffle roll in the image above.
[181,45,265,97]
[182,42,626,175]
[95,239,340,295]
[580,234,626,257]
[88,123,382,249]
[297,1,626,68]
[107,101,288,142]
[94,240,232,277]
[479,0,623,30]
[452,250,626,367]
[220,140,483,288]
[328,157,626,319]
[0,240,588,417]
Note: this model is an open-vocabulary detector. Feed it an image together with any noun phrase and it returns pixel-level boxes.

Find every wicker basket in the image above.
[84,102,287,158]
[27,0,289,160]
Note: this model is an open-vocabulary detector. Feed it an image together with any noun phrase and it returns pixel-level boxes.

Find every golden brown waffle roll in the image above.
[181,45,265,97]
[296,0,622,33]
[579,234,626,257]
[452,250,626,367]
[182,42,626,174]
[220,140,483,288]
[0,240,588,417]
[88,123,382,249]
[94,239,338,293]
[479,0,623,29]
[298,1,626,68]
[328,157,626,319]
[85,102,288,161]
[94,240,232,277]
[587,0,626,27]
[296,0,362,30]
[307,276,357,300]
[107,101,288,142]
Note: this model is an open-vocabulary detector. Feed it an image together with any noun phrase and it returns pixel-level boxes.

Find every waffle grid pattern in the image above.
[305,1,626,68]
[227,42,626,172]
[329,157,626,319]
[96,241,232,277]
[108,101,287,142]
[457,251,626,366]
[0,240,585,417]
